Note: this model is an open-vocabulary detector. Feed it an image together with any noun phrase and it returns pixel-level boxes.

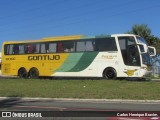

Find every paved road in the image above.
[0,98,160,120]
[0,98,160,111]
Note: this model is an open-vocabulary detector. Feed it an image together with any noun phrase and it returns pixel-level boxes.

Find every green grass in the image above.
[0,78,160,100]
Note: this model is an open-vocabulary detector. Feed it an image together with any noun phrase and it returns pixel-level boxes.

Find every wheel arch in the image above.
[18,67,26,73]
[103,67,117,79]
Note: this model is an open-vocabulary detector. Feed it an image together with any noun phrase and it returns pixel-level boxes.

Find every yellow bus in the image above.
[1,34,156,79]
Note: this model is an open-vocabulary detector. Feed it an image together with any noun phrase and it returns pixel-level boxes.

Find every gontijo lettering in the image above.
[28,55,60,60]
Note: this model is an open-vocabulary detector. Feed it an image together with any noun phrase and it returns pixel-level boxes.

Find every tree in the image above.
[148,35,160,54]
[127,24,151,44]
[127,24,160,54]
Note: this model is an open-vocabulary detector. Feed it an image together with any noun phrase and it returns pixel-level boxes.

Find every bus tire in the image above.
[18,68,28,79]
[29,68,39,79]
[103,67,117,80]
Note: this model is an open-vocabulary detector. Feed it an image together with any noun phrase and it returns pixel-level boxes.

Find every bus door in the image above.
[118,36,141,77]
[126,44,141,77]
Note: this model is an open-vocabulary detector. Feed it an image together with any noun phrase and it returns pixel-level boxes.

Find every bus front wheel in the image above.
[103,68,117,80]
[18,68,28,79]
[29,68,39,79]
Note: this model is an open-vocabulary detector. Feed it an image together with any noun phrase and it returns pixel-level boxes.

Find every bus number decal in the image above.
[6,58,15,60]
[28,55,60,61]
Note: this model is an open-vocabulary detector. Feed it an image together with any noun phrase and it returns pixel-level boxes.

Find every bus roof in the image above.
[111,34,138,37]
[3,34,138,44]
[43,35,84,40]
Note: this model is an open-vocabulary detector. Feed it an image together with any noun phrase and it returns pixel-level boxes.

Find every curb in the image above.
[0,97,160,104]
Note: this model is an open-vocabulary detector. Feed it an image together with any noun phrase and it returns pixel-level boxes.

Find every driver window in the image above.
[128,45,140,66]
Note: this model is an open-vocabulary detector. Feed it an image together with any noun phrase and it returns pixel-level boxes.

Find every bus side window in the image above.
[63,41,75,53]
[25,45,28,54]
[13,45,19,54]
[41,43,46,53]
[34,44,40,53]
[4,44,14,55]
[28,44,33,53]
[4,45,9,55]
[9,45,14,55]
[86,41,95,51]
[95,38,117,51]
[57,42,63,53]
[76,41,85,52]
[19,45,25,54]
[25,44,33,54]
[49,43,57,53]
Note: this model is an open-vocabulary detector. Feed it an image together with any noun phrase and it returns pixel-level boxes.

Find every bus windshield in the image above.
[141,53,151,65]
[136,36,147,44]
[137,37,151,66]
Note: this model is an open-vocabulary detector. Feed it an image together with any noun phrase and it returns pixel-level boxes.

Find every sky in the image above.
[0,0,160,51]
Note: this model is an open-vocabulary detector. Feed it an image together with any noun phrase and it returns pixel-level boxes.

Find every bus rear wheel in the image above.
[103,68,117,80]
[29,68,39,79]
[18,68,28,79]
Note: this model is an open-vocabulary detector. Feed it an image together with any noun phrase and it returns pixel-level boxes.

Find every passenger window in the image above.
[57,42,63,53]
[63,41,75,52]
[76,41,85,52]
[25,44,34,54]
[76,40,95,52]
[4,45,11,55]
[41,43,46,53]
[57,41,75,53]
[96,38,117,51]
[19,45,25,54]
[13,45,19,54]
[9,45,14,54]
[34,44,40,53]
[49,43,57,53]
[86,41,95,51]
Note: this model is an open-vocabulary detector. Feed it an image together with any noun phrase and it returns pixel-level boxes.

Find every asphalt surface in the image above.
[0,97,160,120]
[0,97,160,111]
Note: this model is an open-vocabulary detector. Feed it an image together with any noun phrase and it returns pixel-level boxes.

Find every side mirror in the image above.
[148,46,156,56]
